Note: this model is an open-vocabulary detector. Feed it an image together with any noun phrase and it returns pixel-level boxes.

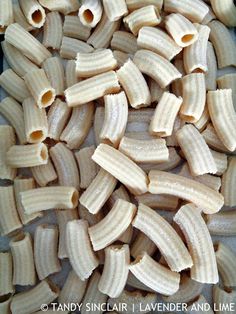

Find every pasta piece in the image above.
[1,41,38,78]
[130,252,180,295]
[149,170,224,214]
[79,0,102,27]
[164,0,209,23]
[10,280,59,314]
[63,15,91,41]
[0,0,13,33]
[10,232,36,286]
[21,186,78,214]
[47,99,71,141]
[42,11,62,50]
[180,73,206,122]
[176,124,217,176]
[65,71,120,107]
[76,49,117,78]
[19,0,46,28]
[171,59,185,97]
[24,69,56,109]
[87,13,120,49]
[215,242,236,288]
[50,143,80,189]
[208,89,236,152]
[5,23,51,65]
[0,126,16,180]
[213,286,236,314]
[14,177,42,225]
[0,69,30,103]
[65,60,80,88]
[125,131,155,141]
[113,50,130,68]
[165,13,198,47]
[137,26,182,61]
[66,219,99,280]
[222,157,236,207]
[201,123,229,153]
[117,59,151,109]
[13,2,33,31]
[149,92,182,136]
[80,168,117,214]
[174,203,218,283]
[135,193,179,210]
[183,24,210,73]
[0,252,14,296]
[133,203,192,271]
[208,20,236,68]
[119,137,169,163]
[30,158,57,187]
[205,42,217,91]
[128,108,154,123]
[148,78,166,103]
[207,211,236,236]
[60,36,94,59]
[186,295,214,314]
[81,271,108,314]
[166,115,185,147]
[194,105,210,131]
[39,0,79,15]
[59,270,87,304]
[34,224,61,280]
[126,0,163,11]
[88,199,136,251]
[103,0,127,21]
[42,57,64,96]
[127,272,155,292]
[131,232,156,259]
[124,5,161,36]
[0,186,22,236]
[107,185,130,210]
[134,50,181,89]
[94,107,105,146]
[78,204,103,228]
[217,73,236,108]
[92,143,148,195]
[210,149,227,176]
[99,245,130,297]
[118,225,133,244]
[210,0,236,27]
[0,97,26,144]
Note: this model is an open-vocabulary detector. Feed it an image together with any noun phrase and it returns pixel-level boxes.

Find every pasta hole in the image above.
[224,287,233,293]
[181,34,194,43]
[193,68,204,73]
[40,146,48,161]
[30,130,44,142]
[32,10,43,24]
[71,190,78,207]
[214,243,219,252]
[0,294,12,303]
[12,233,26,242]
[41,90,53,107]
[83,9,94,23]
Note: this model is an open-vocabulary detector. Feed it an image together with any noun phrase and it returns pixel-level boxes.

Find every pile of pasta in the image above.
[0,0,236,313]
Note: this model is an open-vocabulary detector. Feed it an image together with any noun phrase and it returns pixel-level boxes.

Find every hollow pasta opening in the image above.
[12,233,26,242]
[181,34,194,43]
[30,130,44,142]
[71,190,78,207]
[0,294,12,303]
[193,68,204,73]
[41,90,53,107]
[40,146,48,161]
[32,10,43,24]
[83,9,94,23]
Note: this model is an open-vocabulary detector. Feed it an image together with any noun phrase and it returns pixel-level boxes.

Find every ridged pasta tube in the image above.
[19,0,46,28]
[131,232,156,259]
[205,42,217,91]
[42,11,62,50]
[42,57,64,96]
[60,36,94,59]
[210,0,236,27]
[0,252,14,296]
[213,285,236,314]
[63,15,91,41]
[103,0,128,21]
[79,0,103,28]
[0,125,16,180]
[206,211,236,236]
[30,158,57,187]
[0,0,13,33]
[222,157,236,207]
[38,0,79,15]
[217,73,236,108]
[135,193,179,210]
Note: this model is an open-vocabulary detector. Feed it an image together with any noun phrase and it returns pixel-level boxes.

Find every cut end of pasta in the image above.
[29,6,46,28]
[30,130,45,142]
[71,190,79,208]
[32,10,43,24]
[40,145,48,161]
[41,90,55,108]
[83,9,94,24]
[11,232,26,243]
[181,34,194,44]
[0,293,12,303]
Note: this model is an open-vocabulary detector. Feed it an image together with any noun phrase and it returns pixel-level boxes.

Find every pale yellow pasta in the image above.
[118,225,133,244]
[183,24,210,73]
[136,193,179,211]
[201,5,216,24]
[194,106,210,131]
[207,211,236,236]
[30,158,57,187]
[99,244,130,298]
[13,2,34,31]
[138,27,182,62]
[78,205,103,228]
[208,89,236,152]
[59,270,87,304]
[6,143,48,168]
[0,126,16,180]
[127,272,155,292]
[201,123,229,153]
[128,108,154,123]
[65,59,81,88]
[87,13,120,48]
[65,71,120,107]
[60,36,94,59]
[149,92,182,137]
[80,168,117,214]
[174,203,218,283]
[104,0,128,22]
[47,99,71,141]
[222,157,236,207]
[165,13,198,47]
[131,232,156,259]
[126,0,163,11]
[113,50,130,67]
[34,224,61,280]
[42,11,62,50]
[125,131,155,141]
[176,124,217,176]
[0,97,27,144]
[94,107,105,146]
[100,91,128,147]
[213,285,236,314]
[0,252,14,296]
[19,0,46,28]
[210,0,236,26]
[5,23,51,65]
[92,143,148,195]
[66,219,99,280]
[149,170,224,214]
[21,186,78,214]
[166,115,185,147]
[171,59,185,97]
[0,69,30,103]
[0,0,13,33]
[148,77,167,103]
[14,177,42,225]
[209,20,236,68]
[217,73,236,108]
[63,15,91,41]
[50,142,80,189]
[10,232,36,286]
[1,41,38,77]
[24,69,56,109]
[205,42,217,91]
[88,199,136,251]
[180,73,206,122]
[56,208,78,259]
[10,280,59,314]
[107,185,130,210]
[39,0,79,15]
[186,295,214,314]
[134,49,182,89]
[117,59,151,109]
[79,0,102,27]
[42,57,64,96]
[164,0,209,23]
[210,149,227,176]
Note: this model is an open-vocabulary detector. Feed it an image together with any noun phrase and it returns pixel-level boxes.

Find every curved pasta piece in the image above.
[127,272,154,292]
[60,36,94,59]
[222,157,236,207]
[135,193,179,210]
[201,123,229,153]
[148,170,224,214]
[113,50,130,68]
[210,149,227,176]
[206,211,236,236]
[126,0,163,11]
[0,252,14,296]
[174,203,218,284]
[63,15,91,41]
[0,126,16,181]
[88,199,136,251]
[107,185,130,210]
[217,73,236,107]
[19,0,45,28]
[65,60,80,88]
[30,158,57,187]
[42,57,64,96]
[13,1,33,31]
[213,286,236,313]
[205,42,217,91]
[38,0,79,15]
[103,0,127,21]
[66,219,99,280]
[131,232,156,259]
[210,0,236,27]
[194,106,210,132]
[42,11,62,50]
[0,0,13,33]
[111,31,137,54]
[79,0,102,28]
